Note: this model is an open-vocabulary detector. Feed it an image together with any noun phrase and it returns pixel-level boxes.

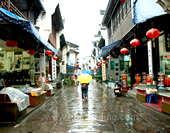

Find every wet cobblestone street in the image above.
[0,80,170,133]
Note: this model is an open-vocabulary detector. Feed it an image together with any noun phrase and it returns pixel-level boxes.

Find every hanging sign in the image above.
[102,62,106,81]
[148,40,153,75]
[52,58,56,80]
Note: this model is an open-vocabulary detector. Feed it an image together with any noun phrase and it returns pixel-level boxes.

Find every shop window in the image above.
[161,56,170,75]
[110,61,114,70]
[126,0,131,12]
[120,61,124,71]
[120,10,122,23]
[123,4,127,17]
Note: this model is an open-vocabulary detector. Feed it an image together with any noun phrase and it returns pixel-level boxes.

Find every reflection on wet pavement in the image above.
[1,80,170,133]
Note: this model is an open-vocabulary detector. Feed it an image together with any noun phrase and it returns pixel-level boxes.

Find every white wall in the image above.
[68,53,76,65]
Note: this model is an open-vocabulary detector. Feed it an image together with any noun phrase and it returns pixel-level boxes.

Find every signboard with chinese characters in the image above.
[52,58,56,80]
[102,63,106,81]
[148,40,153,74]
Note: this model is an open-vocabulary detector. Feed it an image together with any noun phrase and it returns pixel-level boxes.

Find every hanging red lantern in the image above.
[130,39,140,48]
[27,49,36,55]
[76,64,79,67]
[53,56,58,60]
[102,61,106,64]
[120,48,128,54]
[5,40,18,48]
[146,28,160,41]
[45,50,53,56]
[106,56,110,60]
[98,62,102,66]
[120,0,125,3]
[97,66,99,69]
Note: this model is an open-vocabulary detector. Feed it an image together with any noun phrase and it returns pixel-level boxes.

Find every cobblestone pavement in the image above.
[0,80,170,133]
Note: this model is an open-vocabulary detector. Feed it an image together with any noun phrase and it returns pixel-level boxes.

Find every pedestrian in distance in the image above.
[81,83,88,101]
[39,72,46,90]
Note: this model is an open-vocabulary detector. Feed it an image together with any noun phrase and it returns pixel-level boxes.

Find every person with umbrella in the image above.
[77,74,92,101]
[81,83,88,101]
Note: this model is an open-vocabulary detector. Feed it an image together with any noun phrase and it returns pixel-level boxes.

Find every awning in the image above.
[0,7,58,54]
[96,40,121,59]
[67,64,81,70]
[132,0,167,24]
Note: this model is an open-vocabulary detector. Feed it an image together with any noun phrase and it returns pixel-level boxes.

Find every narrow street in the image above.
[1,80,170,133]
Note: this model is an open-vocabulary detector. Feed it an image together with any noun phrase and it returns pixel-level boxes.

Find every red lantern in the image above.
[120,48,128,54]
[97,66,99,69]
[102,61,106,64]
[27,49,36,55]
[130,39,140,48]
[146,28,160,41]
[76,64,79,67]
[98,62,102,66]
[106,56,110,60]
[45,50,53,55]
[53,56,58,60]
[5,40,18,48]
[120,0,125,3]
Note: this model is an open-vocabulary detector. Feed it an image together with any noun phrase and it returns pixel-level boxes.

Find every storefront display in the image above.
[134,76,170,114]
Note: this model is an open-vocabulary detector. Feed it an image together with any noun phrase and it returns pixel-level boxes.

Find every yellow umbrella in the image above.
[77,74,92,83]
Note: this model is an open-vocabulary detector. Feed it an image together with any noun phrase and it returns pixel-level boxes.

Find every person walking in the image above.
[39,72,46,90]
[81,83,88,101]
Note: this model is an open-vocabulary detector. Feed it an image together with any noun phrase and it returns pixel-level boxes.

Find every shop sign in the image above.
[148,40,153,74]
[102,63,106,81]
[52,58,56,80]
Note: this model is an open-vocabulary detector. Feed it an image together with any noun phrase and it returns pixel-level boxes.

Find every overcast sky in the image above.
[41,0,109,60]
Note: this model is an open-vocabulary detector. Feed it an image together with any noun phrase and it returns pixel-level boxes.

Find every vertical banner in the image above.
[102,63,106,81]
[52,58,56,80]
[148,40,153,75]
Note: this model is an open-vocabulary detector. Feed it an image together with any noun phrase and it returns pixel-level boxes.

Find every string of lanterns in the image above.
[120,28,160,54]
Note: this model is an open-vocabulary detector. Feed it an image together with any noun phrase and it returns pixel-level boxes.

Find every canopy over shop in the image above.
[0,7,59,86]
[96,40,121,59]
[0,7,58,54]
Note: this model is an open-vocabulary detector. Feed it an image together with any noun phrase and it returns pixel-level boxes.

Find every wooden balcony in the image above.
[0,0,27,20]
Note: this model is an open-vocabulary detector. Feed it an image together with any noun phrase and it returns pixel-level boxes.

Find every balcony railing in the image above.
[0,0,27,20]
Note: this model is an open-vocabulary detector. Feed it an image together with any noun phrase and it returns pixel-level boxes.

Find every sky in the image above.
[41,0,109,60]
